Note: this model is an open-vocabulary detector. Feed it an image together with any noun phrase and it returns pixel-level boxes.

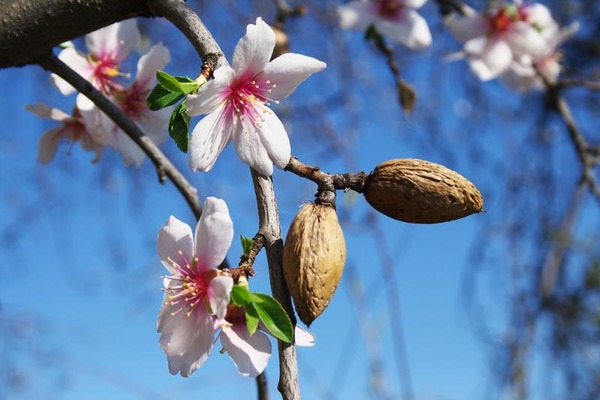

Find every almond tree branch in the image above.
[147,0,228,70]
[250,168,300,400]
[285,156,367,193]
[0,0,153,68]
[36,52,203,220]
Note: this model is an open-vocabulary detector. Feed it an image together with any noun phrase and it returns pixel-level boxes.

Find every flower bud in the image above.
[364,158,483,223]
[283,203,346,326]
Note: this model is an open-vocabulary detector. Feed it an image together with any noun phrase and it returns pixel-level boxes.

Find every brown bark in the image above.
[0,0,154,68]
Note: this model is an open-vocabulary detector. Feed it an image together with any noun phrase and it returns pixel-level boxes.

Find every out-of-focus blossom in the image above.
[186,17,326,176]
[501,22,579,91]
[50,19,141,95]
[99,43,171,166]
[338,0,432,49]
[25,103,103,164]
[34,19,171,167]
[448,1,559,81]
[156,198,234,378]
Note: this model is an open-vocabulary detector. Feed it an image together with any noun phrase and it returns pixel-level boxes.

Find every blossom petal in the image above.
[193,197,234,270]
[375,9,432,49]
[37,127,62,164]
[135,42,171,89]
[186,67,235,116]
[86,19,140,62]
[136,108,169,146]
[465,37,512,80]
[50,47,92,95]
[506,22,549,59]
[189,105,233,172]
[448,15,488,43]
[232,18,275,79]
[232,116,274,176]
[220,325,272,377]
[256,110,291,170]
[208,276,233,320]
[157,216,194,275]
[116,131,145,167]
[158,307,214,377]
[294,325,316,347]
[25,103,71,122]
[261,53,326,100]
[337,2,376,31]
[77,94,111,147]
[404,0,427,9]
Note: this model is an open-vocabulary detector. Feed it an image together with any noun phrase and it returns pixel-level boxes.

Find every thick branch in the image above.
[250,168,300,400]
[0,0,153,68]
[147,0,228,69]
[37,52,203,219]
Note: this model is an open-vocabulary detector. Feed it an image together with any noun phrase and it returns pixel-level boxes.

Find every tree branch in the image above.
[36,52,203,220]
[147,0,228,69]
[250,168,300,400]
[0,0,153,68]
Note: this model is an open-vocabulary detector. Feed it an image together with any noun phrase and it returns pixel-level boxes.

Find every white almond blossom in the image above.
[448,1,559,81]
[337,0,432,49]
[157,198,234,378]
[186,17,326,176]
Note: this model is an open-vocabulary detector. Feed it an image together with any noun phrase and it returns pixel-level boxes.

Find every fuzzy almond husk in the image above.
[283,203,346,326]
[364,158,483,223]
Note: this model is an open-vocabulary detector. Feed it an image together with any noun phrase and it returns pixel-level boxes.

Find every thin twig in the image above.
[285,156,367,193]
[558,79,600,91]
[256,371,269,400]
[36,52,203,220]
[250,168,300,400]
[537,66,600,201]
[540,183,587,299]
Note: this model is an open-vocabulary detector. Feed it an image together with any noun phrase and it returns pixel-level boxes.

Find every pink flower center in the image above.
[377,0,404,19]
[89,53,123,93]
[164,251,217,317]
[487,5,528,35]
[115,83,148,119]
[225,77,278,130]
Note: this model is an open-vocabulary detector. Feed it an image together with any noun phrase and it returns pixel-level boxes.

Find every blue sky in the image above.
[0,2,530,399]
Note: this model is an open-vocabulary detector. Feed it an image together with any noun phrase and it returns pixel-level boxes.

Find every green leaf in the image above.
[250,293,293,343]
[245,302,260,336]
[168,101,190,153]
[231,284,252,306]
[240,235,254,255]
[156,71,200,95]
[147,83,185,110]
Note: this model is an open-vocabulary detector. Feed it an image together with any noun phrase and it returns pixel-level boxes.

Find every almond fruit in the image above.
[364,158,483,223]
[283,203,346,326]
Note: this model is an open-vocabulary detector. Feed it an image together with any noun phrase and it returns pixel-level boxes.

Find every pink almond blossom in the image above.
[448,1,559,81]
[25,103,103,164]
[186,17,326,176]
[157,197,234,377]
[98,42,171,166]
[337,0,432,49]
[50,19,141,95]
[500,22,579,92]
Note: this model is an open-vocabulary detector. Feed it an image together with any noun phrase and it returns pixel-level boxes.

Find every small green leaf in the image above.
[240,235,254,255]
[231,285,252,306]
[147,83,185,110]
[157,71,200,95]
[245,303,260,336]
[168,101,190,153]
[156,71,187,93]
[250,293,293,343]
